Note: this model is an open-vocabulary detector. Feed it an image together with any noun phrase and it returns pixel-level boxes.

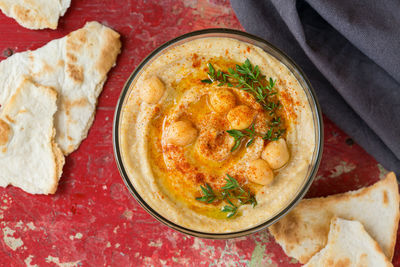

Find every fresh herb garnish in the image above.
[226,123,257,152]
[195,174,257,218]
[195,183,217,203]
[201,59,286,151]
[202,59,277,109]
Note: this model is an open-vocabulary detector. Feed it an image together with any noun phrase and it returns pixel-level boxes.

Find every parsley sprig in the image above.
[201,59,286,151]
[196,174,257,218]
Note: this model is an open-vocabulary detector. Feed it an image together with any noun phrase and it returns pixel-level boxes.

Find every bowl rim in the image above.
[112,28,324,239]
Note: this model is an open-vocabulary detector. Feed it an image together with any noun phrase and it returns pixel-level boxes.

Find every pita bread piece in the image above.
[304,217,393,267]
[0,21,121,155]
[269,172,399,263]
[0,0,71,30]
[0,78,64,194]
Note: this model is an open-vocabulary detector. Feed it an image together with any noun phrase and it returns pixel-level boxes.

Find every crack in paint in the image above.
[329,161,356,178]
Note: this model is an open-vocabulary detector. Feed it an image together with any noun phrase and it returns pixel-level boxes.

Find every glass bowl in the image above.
[113,28,323,239]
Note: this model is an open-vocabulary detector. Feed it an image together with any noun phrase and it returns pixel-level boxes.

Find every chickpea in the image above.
[209,89,236,113]
[165,121,198,146]
[261,138,290,169]
[140,76,165,104]
[226,105,254,130]
[247,159,274,186]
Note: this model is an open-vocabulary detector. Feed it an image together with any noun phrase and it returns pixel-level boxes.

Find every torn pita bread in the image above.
[0,0,71,30]
[304,218,393,267]
[0,78,64,194]
[269,172,399,263]
[0,21,121,155]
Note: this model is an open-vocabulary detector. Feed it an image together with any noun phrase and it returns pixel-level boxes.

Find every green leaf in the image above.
[208,63,215,76]
[207,196,216,203]
[196,196,206,201]
[269,77,276,88]
[254,65,260,79]
[206,183,213,193]
[227,211,236,218]
[231,140,241,152]
[200,185,208,195]
[222,206,234,212]
[246,137,255,147]
[222,175,240,190]
[196,173,257,219]
[201,79,213,84]
[227,129,245,139]
[244,58,251,68]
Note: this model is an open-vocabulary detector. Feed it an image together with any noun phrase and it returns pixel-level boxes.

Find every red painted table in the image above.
[0,1,398,266]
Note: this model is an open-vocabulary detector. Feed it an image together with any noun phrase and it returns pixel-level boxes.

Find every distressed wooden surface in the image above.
[0,0,398,266]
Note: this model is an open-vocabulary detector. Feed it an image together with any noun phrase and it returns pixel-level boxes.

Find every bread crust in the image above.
[269,172,399,263]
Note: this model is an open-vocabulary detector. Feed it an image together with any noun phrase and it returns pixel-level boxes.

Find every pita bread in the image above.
[0,21,121,155]
[0,77,64,194]
[0,0,70,30]
[304,218,393,267]
[269,172,399,263]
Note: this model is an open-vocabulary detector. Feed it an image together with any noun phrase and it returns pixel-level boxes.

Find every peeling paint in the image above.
[69,233,83,240]
[378,164,389,180]
[2,227,23,251]
[25,255,38,267]
[26,222,36,230]
[0,194,11,219]
[191,238,205,250]
[122,210,133,219]
[45,256,81,267]
[249,242,265,267]
[149,239,163,248]
[210,240,249,266]
[329,161,356,178]
[314,174,324,181]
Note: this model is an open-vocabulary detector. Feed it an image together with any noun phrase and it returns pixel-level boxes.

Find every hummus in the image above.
[119,37,316,233]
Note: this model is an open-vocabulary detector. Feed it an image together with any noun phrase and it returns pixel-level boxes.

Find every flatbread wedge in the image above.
[304,217,393,267]
[0,0,71,30]
[269,172,399,263]
[0,21,121,155]
[0,78,64,194]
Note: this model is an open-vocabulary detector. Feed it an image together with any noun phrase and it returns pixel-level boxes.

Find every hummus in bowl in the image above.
[114,29,323,238]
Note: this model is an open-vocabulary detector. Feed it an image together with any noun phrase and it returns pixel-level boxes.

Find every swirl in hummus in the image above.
[120,37,316,233]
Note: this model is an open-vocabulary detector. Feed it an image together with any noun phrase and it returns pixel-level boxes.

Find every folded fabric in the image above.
[230,0,400,175]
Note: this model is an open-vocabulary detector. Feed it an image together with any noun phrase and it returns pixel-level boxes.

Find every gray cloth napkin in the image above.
[230,0,400,175]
